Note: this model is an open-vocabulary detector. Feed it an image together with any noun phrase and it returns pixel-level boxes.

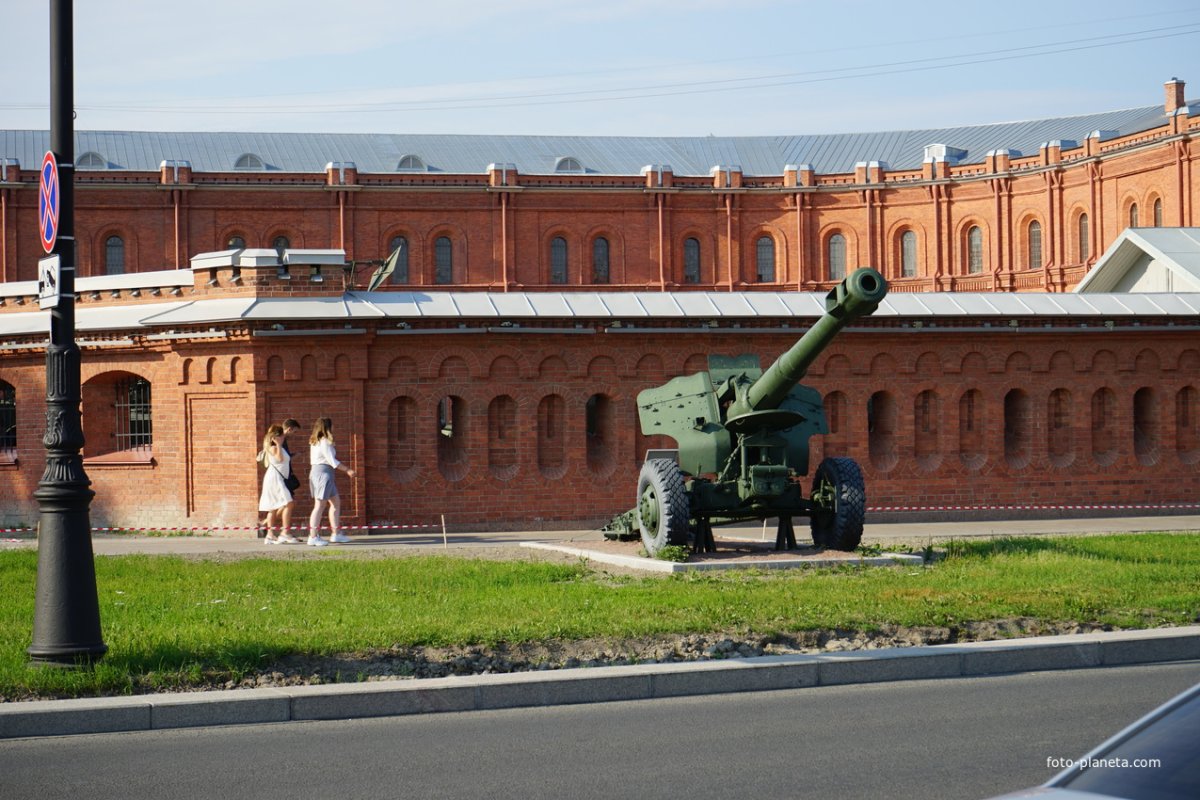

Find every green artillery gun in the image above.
[605,267,888,556]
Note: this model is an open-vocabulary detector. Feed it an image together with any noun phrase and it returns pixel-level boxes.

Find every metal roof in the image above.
[1,291,1197,339]
[1076,228,1200,292]
[0,101,1188,176]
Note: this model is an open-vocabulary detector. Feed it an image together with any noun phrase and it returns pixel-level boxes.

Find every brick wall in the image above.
[2,318,1196,533]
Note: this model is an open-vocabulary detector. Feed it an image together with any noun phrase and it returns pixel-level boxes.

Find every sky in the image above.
[1,0,1198,137]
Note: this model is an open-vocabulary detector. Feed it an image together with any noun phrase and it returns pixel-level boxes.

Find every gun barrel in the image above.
[747,267,887,411]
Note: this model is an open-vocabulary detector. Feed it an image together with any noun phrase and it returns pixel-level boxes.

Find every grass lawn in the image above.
[1,533,1197,700]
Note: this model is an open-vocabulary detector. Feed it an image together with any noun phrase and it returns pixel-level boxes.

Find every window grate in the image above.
[114,377,152,451]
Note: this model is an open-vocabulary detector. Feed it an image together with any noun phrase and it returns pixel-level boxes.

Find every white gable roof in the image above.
[1076,228,1200,293]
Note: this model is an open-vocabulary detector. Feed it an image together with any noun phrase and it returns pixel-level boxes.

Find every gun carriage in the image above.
[605,267,888,556]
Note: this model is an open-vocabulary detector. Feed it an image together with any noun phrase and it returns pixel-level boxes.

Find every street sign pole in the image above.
[28,0,106,666]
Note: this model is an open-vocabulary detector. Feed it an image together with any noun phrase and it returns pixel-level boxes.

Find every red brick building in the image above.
[0,79,1197,533]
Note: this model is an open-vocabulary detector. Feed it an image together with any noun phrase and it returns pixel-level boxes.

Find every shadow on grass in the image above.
[945,534,1196,566]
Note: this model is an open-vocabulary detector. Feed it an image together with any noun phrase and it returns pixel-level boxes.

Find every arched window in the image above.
[592,237,610,284]
[1027,221,1042,270]
[900,230,917,278]
[434,236,453,284]
[77,151,106,170]
[1154,198,1163,227]
[827,234,846,281]
[387,236,410,284]
[967,226,983,274]
[0,380,15,456]
[755,236,775,282]
[550,236,568,284]
[226,235,246,250]
[555,156,584,173]
[683,237,701,283]
[1129,203,1139,228]
[234,153,264,170]
[105,236,125,275]
[396,154,426,171]
[1078,213,1090,262]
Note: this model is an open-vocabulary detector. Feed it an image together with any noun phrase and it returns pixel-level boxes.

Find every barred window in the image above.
[388,236,410,284]
[900,230,917,277]
[1129,203,1139,228]
[105,236,125,275]
[683,237,701,283]
[434,236,453,284]
[226,235,246,250]
[1078,213,1090,261]
[115,377,152,451]
[550,236,568,284]
[1154,198,1163,227]
[0,380,14,454]
[592,237,610,284]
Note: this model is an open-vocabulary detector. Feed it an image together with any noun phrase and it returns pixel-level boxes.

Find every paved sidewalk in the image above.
[2,513,1197,557]
[2,626,1198,739]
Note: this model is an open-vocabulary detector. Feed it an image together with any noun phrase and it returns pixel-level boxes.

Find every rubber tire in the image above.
[810,456,866,551]
[637,459,689,556]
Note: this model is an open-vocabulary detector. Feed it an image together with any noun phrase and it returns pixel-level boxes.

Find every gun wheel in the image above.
[810,456,866,551]
[637,459,689,557]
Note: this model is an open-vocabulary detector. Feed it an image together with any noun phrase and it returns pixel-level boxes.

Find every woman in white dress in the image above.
[258,424,298,543]
[307,417,355,547]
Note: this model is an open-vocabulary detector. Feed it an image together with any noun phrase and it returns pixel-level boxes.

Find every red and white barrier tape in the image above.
[866,503,1200,512]
[0,522,441,535]
[2,503,1200,536]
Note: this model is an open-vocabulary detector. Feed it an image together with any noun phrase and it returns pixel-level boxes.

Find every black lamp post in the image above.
[28,0,106,666]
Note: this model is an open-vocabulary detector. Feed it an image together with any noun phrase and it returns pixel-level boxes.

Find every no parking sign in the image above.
[39,151,59,254]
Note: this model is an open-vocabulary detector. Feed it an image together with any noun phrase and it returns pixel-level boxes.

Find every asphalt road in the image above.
[2,661,1198,800]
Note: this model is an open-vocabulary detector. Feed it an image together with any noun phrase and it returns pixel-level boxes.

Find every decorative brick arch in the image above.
[92,227,136,277]
[955,218,988,275]
[427,225,468,285]
[677,229,714,285]
[817,225,855,282]
[584,226,622,285]
[883,220,927,280]
[746,224,787,284]
[1014,211,1046,271]
[264,228,300,251]
[1120,193,1141,228]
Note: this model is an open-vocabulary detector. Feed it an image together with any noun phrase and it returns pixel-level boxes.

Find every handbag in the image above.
[273,463,301,494]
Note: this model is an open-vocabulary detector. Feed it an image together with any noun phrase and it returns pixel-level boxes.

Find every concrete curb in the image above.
[2,626,1198,740]
[519,541,926,572]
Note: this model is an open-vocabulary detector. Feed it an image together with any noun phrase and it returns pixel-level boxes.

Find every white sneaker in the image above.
[278,534,300,544]
[307,536,329,547]
[330,533,352,544]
